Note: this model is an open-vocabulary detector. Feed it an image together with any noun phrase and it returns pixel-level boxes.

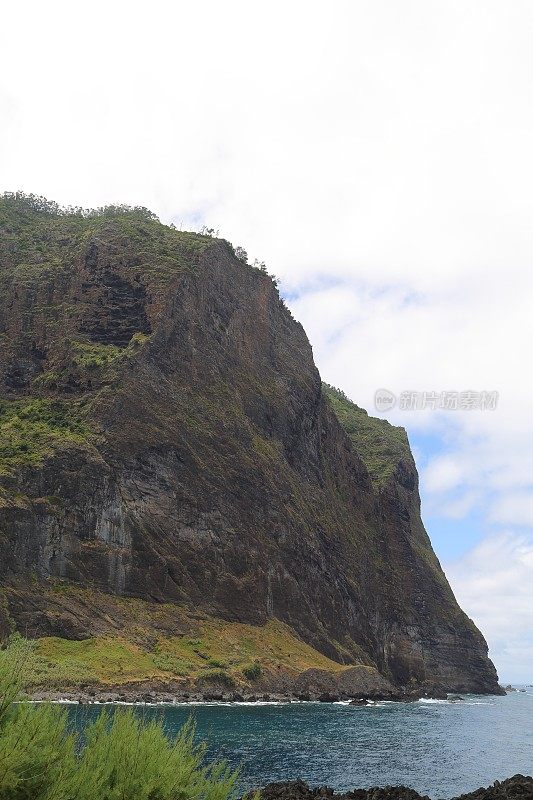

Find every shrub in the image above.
[71,340,126,369]
[151,649,193,676]
[242,662,262,681]
[207,658,227,669]
[234,246,248,263]
[129,331,150,348]
[198,668,236,688]
[0,192,159,222]
[0,636,239,800]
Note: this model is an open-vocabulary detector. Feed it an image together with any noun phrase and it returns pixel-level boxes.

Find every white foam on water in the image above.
[461,701,494,706]
[30,698,80,705]
[417,697,448,704]
[70,700,286,707]
[180,701,286,707]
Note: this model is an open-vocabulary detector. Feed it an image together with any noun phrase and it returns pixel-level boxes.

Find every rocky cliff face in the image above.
[0,194,501,694]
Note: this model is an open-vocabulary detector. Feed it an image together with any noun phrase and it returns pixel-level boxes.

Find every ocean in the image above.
[65,689,533,799]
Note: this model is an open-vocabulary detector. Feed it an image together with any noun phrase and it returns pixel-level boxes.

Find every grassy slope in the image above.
[20,587,350,691]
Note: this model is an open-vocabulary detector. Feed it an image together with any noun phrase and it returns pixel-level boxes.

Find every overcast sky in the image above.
[2,0,532,681]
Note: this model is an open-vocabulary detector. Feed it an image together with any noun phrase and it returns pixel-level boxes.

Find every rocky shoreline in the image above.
[249,775,533,800]
[28,667,506,706]
[30,686,480,705]
[27,662,512,706]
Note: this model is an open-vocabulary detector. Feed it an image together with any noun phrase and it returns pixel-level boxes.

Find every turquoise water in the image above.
[65,691,533,799]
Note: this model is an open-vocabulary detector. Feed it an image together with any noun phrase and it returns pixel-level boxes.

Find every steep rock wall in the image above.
[0,196,500,693]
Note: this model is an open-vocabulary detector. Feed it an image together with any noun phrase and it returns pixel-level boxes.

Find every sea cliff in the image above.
[0,194,501,698]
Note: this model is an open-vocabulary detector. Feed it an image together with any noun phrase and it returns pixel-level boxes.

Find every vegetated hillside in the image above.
[0,193,501,697]
[323,385,411,487]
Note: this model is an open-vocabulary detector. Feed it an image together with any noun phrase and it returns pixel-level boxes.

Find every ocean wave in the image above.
[417,697,448,704]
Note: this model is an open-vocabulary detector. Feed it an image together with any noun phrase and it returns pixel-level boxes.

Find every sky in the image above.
[1,0,532,682]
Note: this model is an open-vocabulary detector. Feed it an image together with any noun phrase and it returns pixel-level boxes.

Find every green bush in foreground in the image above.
[0,637,239,800]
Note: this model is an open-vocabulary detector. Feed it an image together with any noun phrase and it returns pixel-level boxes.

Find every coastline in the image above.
[29,687,503,705]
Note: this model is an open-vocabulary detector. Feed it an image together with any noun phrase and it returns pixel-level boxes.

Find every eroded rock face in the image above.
[0,197,501,694]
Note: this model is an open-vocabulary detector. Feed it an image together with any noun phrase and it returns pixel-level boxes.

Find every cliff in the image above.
[0,193,501,696]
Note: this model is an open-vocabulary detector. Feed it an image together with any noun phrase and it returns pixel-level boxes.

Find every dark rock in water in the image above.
[349,790,428,800]
[251,779,428,800]
[453,774,533,799]
[250,775,533,800]
[0,195,502,697]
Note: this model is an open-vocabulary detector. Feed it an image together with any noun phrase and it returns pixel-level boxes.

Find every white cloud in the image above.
[438,490,483,521]
[447,533,533,682]
[490,494,533,527]
[423,456,466,495]
[1,0,533,678]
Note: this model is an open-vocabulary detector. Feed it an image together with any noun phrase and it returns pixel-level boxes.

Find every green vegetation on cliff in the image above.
[0,398,91,475]
[323,384,411,487]
[71,340,127,369]
[0,192,217,292]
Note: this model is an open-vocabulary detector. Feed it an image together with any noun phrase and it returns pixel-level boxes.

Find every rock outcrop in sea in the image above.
[253,775,533,800]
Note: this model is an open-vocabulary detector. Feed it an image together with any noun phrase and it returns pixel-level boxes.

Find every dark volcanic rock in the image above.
[252,780,428,800]
[454,775,533,799]
[0,195,502,695]
[251,776,533,800]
